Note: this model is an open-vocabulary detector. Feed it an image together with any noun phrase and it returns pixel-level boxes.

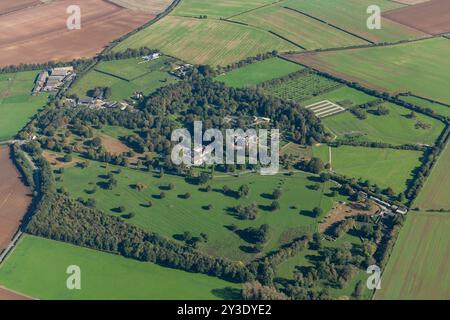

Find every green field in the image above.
[283,0,426,43]
[301,86,376,108]
[0,235,240,300]
[97,125,136,140]
[375,212,450,300]
[313,145,422,193]
[414,141,450,210]
[399,95,450,119]
[264,71,342,102]
[69,57,177,101]
[114,16,297,66]
[233,5,367,49]
[0,71,48,141]
[55,159,349,262]
[215,57,303,87]
[323,103,445,146]
[294,38,450,104]
[173,0,274,18]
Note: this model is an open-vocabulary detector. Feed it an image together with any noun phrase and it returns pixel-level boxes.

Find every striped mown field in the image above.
[114,16,297,66]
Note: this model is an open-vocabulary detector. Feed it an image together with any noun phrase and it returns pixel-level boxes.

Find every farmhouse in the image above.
[142,53,161,61]
[171,64,193,78]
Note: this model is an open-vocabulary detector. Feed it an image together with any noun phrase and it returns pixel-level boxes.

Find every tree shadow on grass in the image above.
[300,209,315,218]
[211,287,242,300]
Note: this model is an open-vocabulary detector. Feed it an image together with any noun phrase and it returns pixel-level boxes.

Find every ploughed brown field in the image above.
[0,0,42,16]
[383,0,450,35]
[0,286,32,300]
[0,145,32,253]
[0,0,157,67]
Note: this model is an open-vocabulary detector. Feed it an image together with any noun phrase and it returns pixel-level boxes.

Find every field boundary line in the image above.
[399,93,450,108]
[281,6,374,44]
[93,68,131,82]
[218,18,306,50]
[0,285,37,300]
[224,0,285,20]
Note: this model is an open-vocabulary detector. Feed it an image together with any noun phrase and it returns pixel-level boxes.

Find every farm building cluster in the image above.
[369,196,408,217]
[170,64,193,78]
[33,67,75,93]
[63,97,131,111]
[304,100,346,118]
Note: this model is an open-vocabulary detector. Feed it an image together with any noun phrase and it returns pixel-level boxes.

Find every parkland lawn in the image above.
[69,57,177,101]
[292,38,450,104]
[313,145,422,194]
[322,103,445,146]
[55,158,349,262]
[0,236,240,300]
[215,57,303,88]
[375,212,450,300]
[0,71,48,141]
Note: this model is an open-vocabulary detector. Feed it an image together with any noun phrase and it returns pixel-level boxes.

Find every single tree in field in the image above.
[270,201,280,211]
[312,207,323,217]
[135,182,147,192]
[272,188,282,200]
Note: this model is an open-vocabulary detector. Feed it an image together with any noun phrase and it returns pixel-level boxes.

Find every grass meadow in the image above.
[375,212,450,300]
[282,0,427,43]
[114,16,297,66]
[215,57,303,88]
[414,141,450,210]
[399,95,450,119]
[0,235,240,300]
[313,145,422,194]
[172,0,274,18]
[70,57,177,101]
[322,103,445,146]
[301,86,375,108]
[293,38,450,104]
[233,5,367,49]
[55,158,349,262]
[0,71,48,141]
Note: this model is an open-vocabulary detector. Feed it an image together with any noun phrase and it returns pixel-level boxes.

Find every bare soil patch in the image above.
[0,145,32,253]
[0,0,155,67]
[0,286,33,300]
[42,150,78,169]
[384,0,450,35]
[100,134,130,156]
[0,0,42,16]
[319,202,380,233]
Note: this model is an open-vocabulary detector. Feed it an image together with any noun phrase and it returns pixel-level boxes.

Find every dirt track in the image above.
[0,0,156,67]
[384,0,450,35]
[0,145,32,254]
